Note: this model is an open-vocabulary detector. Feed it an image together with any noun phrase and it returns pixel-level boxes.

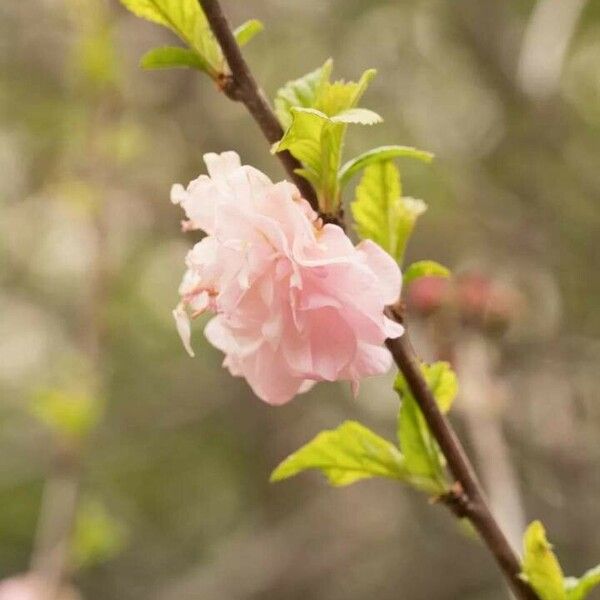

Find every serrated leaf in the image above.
[351,160,427,263]
[274,66,378,214]
[274,59,333,130]
[394,362,458,490]
[566,565,600,600]
[315,68,376,117]
[140,46,208,71]
[270,421,407,487]
[339,145,434,188]
[352,160,398,249]
[521,521,567,600]
[404,260,451,286]
[120,0,222,76]
[233,19,264,47]
[330,108,382,125]
[422,361,458,413]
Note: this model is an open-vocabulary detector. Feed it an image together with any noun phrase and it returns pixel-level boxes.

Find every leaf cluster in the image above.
[274,63,453,287]
[271,362,458,497]
[30,388,103,442]
[120,0,262,76]
[122,1,449,282]
[273,61,433,219]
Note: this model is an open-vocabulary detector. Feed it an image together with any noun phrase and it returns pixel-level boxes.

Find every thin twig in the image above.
[197,1,538,598]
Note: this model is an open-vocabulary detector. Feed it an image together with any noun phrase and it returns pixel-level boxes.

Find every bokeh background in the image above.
[1,0,600,598]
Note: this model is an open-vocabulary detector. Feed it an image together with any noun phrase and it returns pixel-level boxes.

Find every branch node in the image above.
[388,300,406,324]
[436,482,472,519]
[216,72,241,100]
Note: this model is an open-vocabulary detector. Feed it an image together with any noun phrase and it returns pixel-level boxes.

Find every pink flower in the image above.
[172,152,403,405]
[0,575,78,600]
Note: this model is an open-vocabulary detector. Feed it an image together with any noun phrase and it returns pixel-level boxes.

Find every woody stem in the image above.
[198,1,539,598]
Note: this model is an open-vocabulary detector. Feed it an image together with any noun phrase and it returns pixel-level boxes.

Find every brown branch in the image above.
[196,1,538,598]
[386,321,538,600]
[199,0,319,214]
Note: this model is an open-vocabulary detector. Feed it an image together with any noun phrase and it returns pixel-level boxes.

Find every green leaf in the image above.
[274,66,378,214]
[352,160,398,252]
[275,107,343,213]
[270,421,407,487]
[30,388,102,441]
[394,362,458,490]
[233,19,264,47]
[330,108,382,125]
[396,392,446,491]
[422,361,458,413]
[394,361,458,415]
[276,107,330,179]
[315,68,376,117]
[274,59,333,130]
[339,145,434,188]
[566,565,600,600]
[351,160,427,263]
[120,0,222,76]
[73,20,119,93]
[404,260,451,287]
[140,46,209,71]
[520,522,600,600]
[521,521,567,600]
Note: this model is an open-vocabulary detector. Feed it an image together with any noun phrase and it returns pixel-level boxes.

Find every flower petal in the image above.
[173,306,195,357]
[172,152,404,404]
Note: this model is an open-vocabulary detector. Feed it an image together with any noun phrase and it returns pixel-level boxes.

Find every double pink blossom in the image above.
[172,152,403,405]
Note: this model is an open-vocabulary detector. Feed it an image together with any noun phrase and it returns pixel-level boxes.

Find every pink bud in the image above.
[407,276,451,315]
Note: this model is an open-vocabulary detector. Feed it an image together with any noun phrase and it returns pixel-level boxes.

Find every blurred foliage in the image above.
[118,0,227,77]
[72,498,127,570]
[1,1,600,599]
[274,63,380,213]
[30,388,103,442]
[272,361,459,496]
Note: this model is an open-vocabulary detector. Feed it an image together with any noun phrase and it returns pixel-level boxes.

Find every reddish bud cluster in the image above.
[407,272,523,331]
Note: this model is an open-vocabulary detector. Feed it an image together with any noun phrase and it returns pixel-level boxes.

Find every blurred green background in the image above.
[1,0,599,598]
